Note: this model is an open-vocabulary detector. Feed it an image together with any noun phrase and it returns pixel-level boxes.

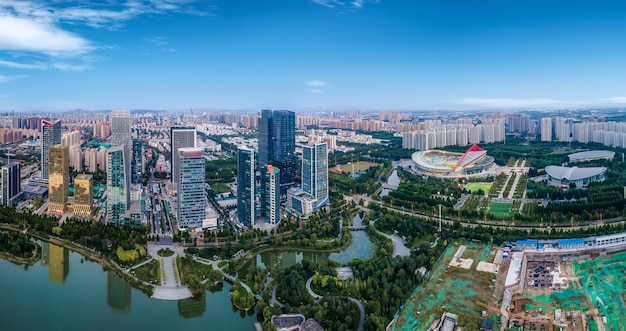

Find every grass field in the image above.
[465,182,492,196]
[489,202,513,217]
[332,161,378,174]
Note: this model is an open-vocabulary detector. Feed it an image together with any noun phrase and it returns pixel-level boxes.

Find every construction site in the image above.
[388,233,626,331]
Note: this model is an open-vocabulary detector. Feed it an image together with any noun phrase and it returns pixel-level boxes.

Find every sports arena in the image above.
[411,144,496,177]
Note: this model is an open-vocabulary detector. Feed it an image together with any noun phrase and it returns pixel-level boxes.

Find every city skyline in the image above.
[2,1,626,112]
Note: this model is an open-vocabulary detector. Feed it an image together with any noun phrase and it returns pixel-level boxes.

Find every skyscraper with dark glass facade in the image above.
[237,146,256,227]
[131,139,143,184]
[107,146,128,225]
[41,119,61,180]
[177,147,206,229]
[257,109,295,203]
[302,143,329,210]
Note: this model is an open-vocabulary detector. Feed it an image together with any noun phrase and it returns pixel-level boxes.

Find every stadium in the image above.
[411,144,496,177]
[544,165,607,188]
[568,150,615,163]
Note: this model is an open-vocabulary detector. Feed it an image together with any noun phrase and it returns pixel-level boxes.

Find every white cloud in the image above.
[306,80,328,87]
[312,0,376,9]
[0,74,27,83]
[144,37,177,53]
[0,15,92,57]
[602,97,626,103]
[0,59,46,70]
[457,98,562,108]
[53,62,90,72]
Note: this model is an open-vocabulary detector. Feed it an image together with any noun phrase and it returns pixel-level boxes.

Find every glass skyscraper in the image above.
[41,119,61,180]
[111,110,131,210]
[272,110,296,196]
[131,139,143,184]
[1,161,20,206]
[107,146,128,225]
[177,147,206,229]
[170,127,196,185]
[302,143,329,210]
[257,109,296,199]
[48,145,69,214]
[237,146,256,227]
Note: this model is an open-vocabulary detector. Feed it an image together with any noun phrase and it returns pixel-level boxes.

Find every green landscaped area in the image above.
[465,182,492,196]
[131,259,160,284]
[333,161,378,174]
[489,201,513,217]
[390,242,498,331]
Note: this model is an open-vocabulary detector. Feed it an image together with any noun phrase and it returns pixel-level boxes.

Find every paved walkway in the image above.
[269,284,285,308]
[306,276,364,331]
[371,221,411,257]
[146,243,192,300]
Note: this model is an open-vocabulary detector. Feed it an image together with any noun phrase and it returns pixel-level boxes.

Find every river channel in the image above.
[0,242,256,331]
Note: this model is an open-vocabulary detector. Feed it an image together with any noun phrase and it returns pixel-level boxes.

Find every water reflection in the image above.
[178,294,206,318]
[41,242,69,283]
[107,272,131,312]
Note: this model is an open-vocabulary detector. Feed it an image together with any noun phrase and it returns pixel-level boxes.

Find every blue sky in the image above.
[2,0,626,112]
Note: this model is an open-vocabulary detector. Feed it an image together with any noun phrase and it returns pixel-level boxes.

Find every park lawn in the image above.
[411,234,435,249]
[180,258,214,282]
[339,161,377,174]
[210,182,232,194]
[465,182,492,196]
[489,202,513,217]
[132,259,160,284]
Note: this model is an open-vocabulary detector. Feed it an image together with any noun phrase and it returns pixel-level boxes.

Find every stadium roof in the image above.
[455,144,487,170]
[568,150,615,161]
[545,165,607,181]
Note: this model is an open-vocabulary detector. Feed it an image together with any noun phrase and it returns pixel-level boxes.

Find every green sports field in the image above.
[334,161,378,174]
[465,182,492,196]
[489,201,513,217]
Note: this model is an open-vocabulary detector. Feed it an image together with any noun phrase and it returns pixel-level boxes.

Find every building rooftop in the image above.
[545,165,607,181]
[568,150,615,161]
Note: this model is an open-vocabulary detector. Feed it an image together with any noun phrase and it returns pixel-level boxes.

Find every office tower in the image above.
[111,110,132,151]
[237,146,256,227]
[272,110,296,196]
[41,119,61,180]
[107,146,129,225]
[302,143,329,210]
[48,145,69,214]
[262,165,280,225]
[258,109,274,168]
[541,117,552,142]
[74,174,93,217]
[258,109,296,198]
[170,127,196,185]
[177,148,206,229]
[1,161,21,206]
[131,139,143,184]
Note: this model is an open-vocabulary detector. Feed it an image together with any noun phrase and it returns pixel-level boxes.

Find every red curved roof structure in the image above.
[454,144,486,171]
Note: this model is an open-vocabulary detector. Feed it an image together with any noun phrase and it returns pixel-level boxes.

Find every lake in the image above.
[0,242,257,331]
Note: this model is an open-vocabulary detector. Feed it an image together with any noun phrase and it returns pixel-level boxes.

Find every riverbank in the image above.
[0,224,155,296]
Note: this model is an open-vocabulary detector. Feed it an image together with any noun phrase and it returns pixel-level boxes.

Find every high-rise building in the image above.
[73,174,93,217]
[1,161,21,206]
[541,117,552,142]
[258,109,296,198]
[107,146,129,225]
[41,119,61,180]
[111,110,132,152]
[302,143,329,210]
[262,165,280,225]
[258,109,274,168]
[177,148,206,229]
[272,110,296,196]
[48,145,69,214]
[237,146,256,227]
[131,139,143,184]
[170,127,196,185]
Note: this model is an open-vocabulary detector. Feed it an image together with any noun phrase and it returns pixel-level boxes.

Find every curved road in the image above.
[306,276,365,331]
